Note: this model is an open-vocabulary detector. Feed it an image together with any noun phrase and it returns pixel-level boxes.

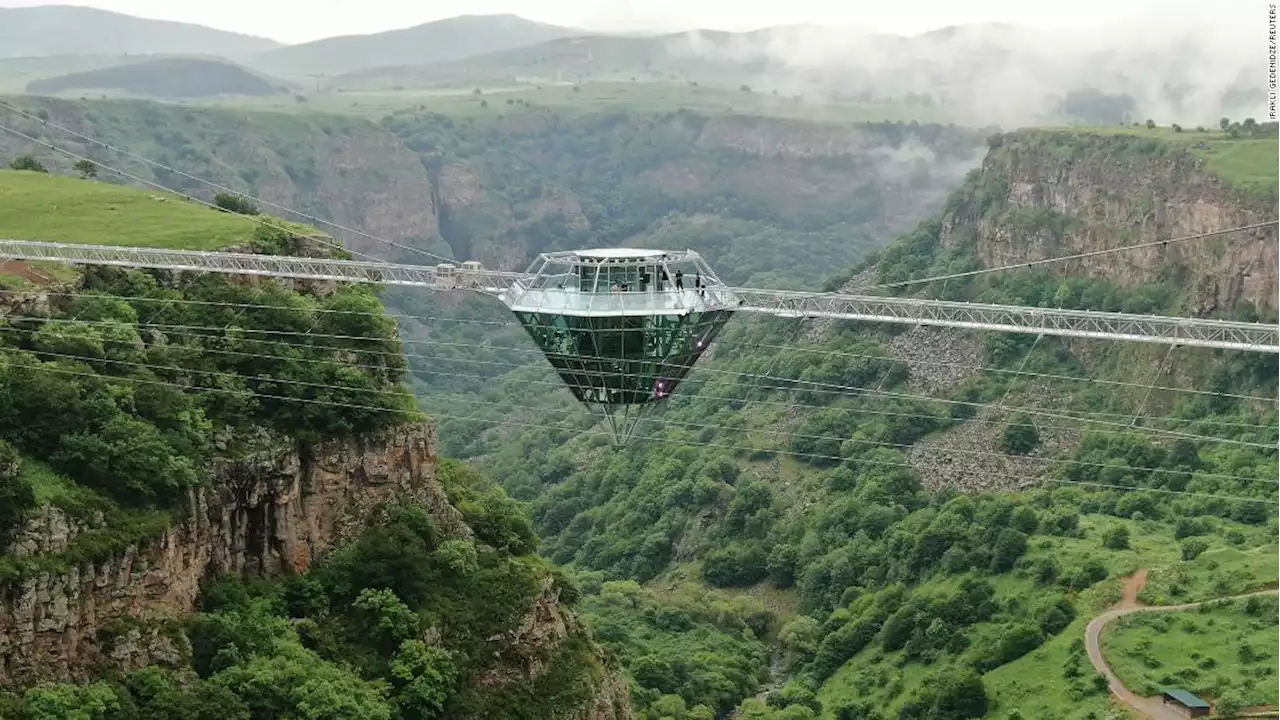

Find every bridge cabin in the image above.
[1160,689,1211,718]
[499,248,736,444]
[435,262,457,288]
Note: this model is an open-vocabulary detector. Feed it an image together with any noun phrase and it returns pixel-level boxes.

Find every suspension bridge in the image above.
[1,238,1276,445]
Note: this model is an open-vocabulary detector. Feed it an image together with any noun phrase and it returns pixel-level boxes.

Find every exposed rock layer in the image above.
[0,425,446,684]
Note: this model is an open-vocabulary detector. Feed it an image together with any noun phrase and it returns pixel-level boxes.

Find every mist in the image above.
[661,12,1268,128]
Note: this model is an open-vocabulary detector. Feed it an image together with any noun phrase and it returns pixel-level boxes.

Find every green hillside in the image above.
[333,34,755,91]
[1039,123,1279,198]
[249,14,582,79]
[0,5,280,59]
[0,169,268,250]
[0,55,168,93]
[397,122,1277,719]
[0,170,622,717]
[26,57,286,99]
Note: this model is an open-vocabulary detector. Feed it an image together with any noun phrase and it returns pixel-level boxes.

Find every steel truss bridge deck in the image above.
[2,239,1276,354]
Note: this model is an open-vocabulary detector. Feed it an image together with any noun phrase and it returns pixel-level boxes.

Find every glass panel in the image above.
[515,309,733,407]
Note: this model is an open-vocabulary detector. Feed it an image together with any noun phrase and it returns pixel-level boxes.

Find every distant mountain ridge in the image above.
[0,5,281,59]
[248,13,584,78]
[26,57,286,98]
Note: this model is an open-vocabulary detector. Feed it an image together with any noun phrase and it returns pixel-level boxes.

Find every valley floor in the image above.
[1087,570,1279,720]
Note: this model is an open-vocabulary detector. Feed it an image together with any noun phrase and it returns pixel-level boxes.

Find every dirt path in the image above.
[0,260,54,285]
[1085,570,1279,720]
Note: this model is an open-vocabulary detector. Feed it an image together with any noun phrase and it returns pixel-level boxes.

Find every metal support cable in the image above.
[7,328,1276,486]
[7,312,1276,441]
[3,287,1272,404]
[868,221,1280,290]
[0,100,455,264]
[7,357,1274,506]
[0,121,386,264]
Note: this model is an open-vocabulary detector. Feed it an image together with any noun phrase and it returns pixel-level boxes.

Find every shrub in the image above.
[213,193,259,215]
[1000,416,1040,455]
[1180,537,1209,561]
[0,441,34,551]
[10,155,47,172]
[1102,526,1130,550]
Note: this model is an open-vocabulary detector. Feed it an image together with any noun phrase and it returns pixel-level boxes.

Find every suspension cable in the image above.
[7,357,1274,506]
[868,221,1280,290]
[8,312,1276,443]
[0,119,386,264]
[0,100,454,264]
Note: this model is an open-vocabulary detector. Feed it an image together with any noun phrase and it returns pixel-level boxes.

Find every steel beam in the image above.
[0,239,527,295]
[730,288,1279,354]
[2,239,1275,353]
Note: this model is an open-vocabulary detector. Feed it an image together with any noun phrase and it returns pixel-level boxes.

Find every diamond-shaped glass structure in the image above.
[499,249,738,445]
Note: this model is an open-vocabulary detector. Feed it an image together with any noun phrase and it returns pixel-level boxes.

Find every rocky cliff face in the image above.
[941,131,1278,314]
[817,130,1280,494]
[0,422,630,718]
[0,425,448,684]
[0,97,439,261]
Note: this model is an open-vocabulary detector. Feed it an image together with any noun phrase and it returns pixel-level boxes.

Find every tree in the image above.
[0,440,34,552]
[990,528,1028,572]
[1220,117,1231,130]
[1179,537,1209,561]
[1144,119,1155,129]
[210,643,394,720]
[1000,416,1040,455]
[22,681,122,720]
[388,640,458,720]
[10,155,47,172]
[1102,526,1130,550]
[73,159,98,178]
[434,539,478,576]
[352,588,420,654]
[213,193,259,215]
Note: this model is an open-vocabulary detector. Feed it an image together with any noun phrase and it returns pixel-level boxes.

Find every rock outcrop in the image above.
[942,131,1278,315]
[0,424,447,684]
[0,421,631,718]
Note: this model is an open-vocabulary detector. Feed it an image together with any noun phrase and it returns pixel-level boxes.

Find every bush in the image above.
[702,543,769,587]
[213,193,260,215]
[1000,416,1040,455]
[1102,526,1130,550]
[1180,537,1209,561]
[10,155,47,172]
[0,441,34,551]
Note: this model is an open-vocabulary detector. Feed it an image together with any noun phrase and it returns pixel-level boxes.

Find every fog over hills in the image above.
[0,5,281,59]
[248,14,585,78]
[3,7,1265,127]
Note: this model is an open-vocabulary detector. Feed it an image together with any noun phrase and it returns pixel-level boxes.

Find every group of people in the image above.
[611,270,706,296]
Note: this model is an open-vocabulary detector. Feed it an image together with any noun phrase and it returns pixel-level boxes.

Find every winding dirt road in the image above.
[1084,569,1279,720]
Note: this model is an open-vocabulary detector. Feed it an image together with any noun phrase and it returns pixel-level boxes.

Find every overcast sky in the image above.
[0,0,1261,44]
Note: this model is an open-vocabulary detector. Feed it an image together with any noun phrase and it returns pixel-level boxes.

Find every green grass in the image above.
[0,169,262,249]
[1034,125,1278,197]
[1104,596,1279,706]
[21,458,82,506]
[0,55,148,93]
[1139,544,1280,605]
[209,81,959,124]
[983,583,1125,720]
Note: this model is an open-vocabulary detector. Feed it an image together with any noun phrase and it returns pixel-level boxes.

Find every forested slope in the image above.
[0,171,629,719]
[2,93,1274,719]
[406,127,1278,719]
